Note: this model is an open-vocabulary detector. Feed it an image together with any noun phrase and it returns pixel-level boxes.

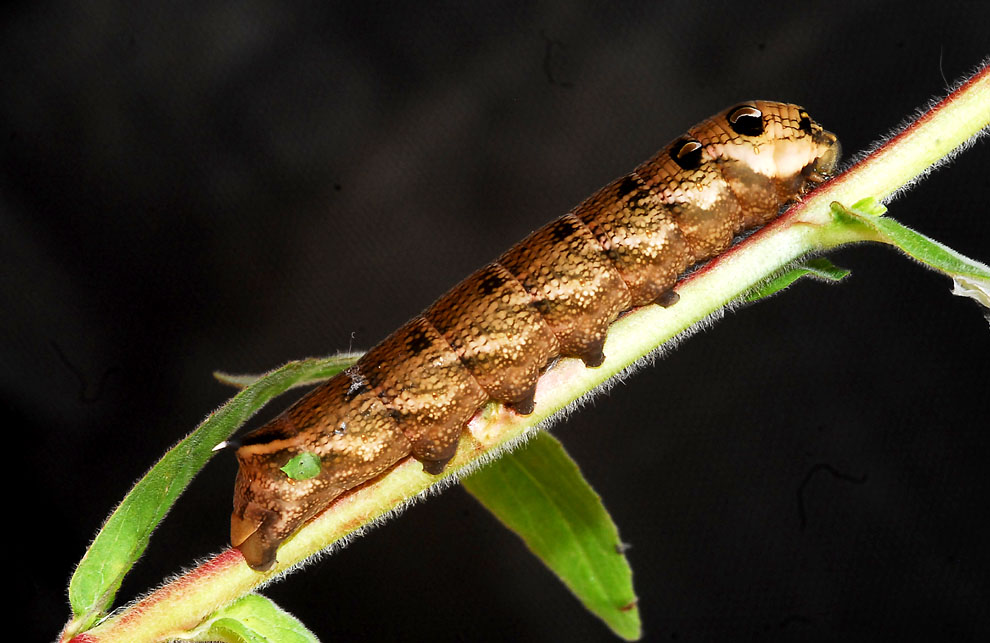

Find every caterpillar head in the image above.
[693,100,841,219]
[645,101,840,258]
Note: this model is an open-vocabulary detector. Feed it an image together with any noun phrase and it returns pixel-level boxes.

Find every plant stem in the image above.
[63,60,990,643]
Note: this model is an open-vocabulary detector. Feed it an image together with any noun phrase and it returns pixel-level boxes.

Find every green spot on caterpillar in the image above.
[280,452,321,481]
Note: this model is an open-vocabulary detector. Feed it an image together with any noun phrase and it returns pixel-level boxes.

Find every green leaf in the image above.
[281,452,322,480]
[744,257,851,302]
[215,353,362,390]
[188,594,320,643]
[462,432,641,641]
[65,356,353,635]
[831,200,990,310]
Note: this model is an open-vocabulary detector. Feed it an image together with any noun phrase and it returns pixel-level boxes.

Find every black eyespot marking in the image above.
[531,298,552,316]
[407,327,432,355]
[798,111,813,134]
[617,175,641,199]
[671,138,703,170]
[478,270,506,296]
[727,104,764,136]
[459,355,482,371]
[548,216,579,242]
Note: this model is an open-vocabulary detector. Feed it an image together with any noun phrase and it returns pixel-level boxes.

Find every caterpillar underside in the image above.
[231,100,841,571]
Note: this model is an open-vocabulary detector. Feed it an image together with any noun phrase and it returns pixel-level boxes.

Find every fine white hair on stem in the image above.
[844,56,990,204]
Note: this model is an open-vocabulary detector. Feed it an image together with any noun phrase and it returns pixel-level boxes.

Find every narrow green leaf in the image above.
[462,432,641,641]
[186,594,320,643]
[281,452,322,481]
[66,356,351,634]
[831,200,990,310]
[215,352,362,390]
[744,258,851,302]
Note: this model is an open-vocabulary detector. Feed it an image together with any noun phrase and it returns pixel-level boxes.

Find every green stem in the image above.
[65,61,990,643]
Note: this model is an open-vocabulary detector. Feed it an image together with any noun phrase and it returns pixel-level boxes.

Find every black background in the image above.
[5,2,989,641]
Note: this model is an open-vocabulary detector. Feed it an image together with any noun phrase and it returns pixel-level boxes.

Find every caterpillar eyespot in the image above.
[727,104,765,136]
[671,138,704,170]
[231,100,841,571]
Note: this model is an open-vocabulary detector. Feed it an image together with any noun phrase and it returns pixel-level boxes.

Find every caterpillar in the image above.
[231,100,841,571]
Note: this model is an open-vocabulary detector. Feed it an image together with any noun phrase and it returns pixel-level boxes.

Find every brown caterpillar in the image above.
[231,101,841,571]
